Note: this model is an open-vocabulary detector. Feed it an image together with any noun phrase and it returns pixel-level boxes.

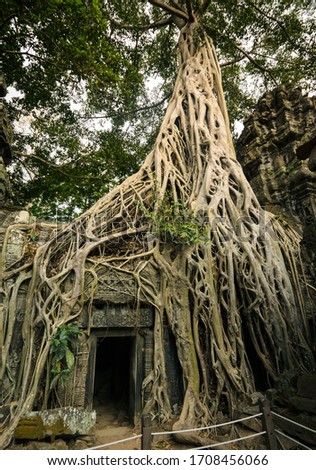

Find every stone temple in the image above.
[237,86,316,280]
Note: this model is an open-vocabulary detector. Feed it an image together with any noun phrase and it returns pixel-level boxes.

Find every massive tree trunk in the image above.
[1,16,314,448]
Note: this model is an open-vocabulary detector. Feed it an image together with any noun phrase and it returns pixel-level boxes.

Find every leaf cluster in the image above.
[2,0,145,215]
[200,0,315,123]
[49,324,84,390]
[141,194,208,245]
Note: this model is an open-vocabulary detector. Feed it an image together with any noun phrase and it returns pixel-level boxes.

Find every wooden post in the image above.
[141,414,152,450]
[259,397,278,449]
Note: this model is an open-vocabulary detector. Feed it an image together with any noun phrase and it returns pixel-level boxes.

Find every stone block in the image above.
[14,407,96,440]
[14,210,30,224]
[5,229,26,266]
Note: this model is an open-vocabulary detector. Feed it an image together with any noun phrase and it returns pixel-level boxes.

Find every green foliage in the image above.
[2,0,124,107]
[11,127,145,220]
[28,228,37,241]
[140,194,208,245]
[2,0,315,215]
[2,0,145,217]
[201,0,315,124]
[49,324,84,390]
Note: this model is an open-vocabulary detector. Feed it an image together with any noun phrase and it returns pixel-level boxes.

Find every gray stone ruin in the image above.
[237,85,316,290]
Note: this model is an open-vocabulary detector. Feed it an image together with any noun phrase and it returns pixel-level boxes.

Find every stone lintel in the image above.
[91,304,154,328]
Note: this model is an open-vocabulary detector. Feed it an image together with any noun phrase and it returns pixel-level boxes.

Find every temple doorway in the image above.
[86,330,144,425]
[93,336,131,423]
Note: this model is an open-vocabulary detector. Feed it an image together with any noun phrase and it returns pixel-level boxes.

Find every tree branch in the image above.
[148,0,189,21]
[169,1,186,13]
[3,50,64,72]
[185,0,195,21]
[209,27,278,81]
[247,0,299,50]
[0,13,18,31]
[14,152,102,180]
[220,56,246,68]
[234,44,278,85]
[109,15,173,31]
[82,92,172,120]
[202,0,212,13]
[251,50,300,66]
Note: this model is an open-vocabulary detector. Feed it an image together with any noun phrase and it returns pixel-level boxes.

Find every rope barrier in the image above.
[152,413,263,436]
[87,434,142,450]
[275,429,312,450]
[271,412,316,434]
[84,408,315,451]
[189,431,267,450]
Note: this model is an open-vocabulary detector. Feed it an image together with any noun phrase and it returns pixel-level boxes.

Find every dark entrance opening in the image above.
[93,336,132,423]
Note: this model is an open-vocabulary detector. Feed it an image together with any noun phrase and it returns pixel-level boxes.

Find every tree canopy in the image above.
[1,0,315,217]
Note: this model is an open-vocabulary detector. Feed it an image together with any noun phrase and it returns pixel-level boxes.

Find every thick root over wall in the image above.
[1,21,315,448]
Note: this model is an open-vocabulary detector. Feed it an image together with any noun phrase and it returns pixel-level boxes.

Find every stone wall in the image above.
[1,216,56,405]
[237,86,316,280]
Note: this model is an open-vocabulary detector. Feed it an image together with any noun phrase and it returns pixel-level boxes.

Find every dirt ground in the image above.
[91,403,189,451]
[9,402,190,450]
[92,403,141,450]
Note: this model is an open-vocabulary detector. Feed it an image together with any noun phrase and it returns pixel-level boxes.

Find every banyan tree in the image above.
[1,0,315,448]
